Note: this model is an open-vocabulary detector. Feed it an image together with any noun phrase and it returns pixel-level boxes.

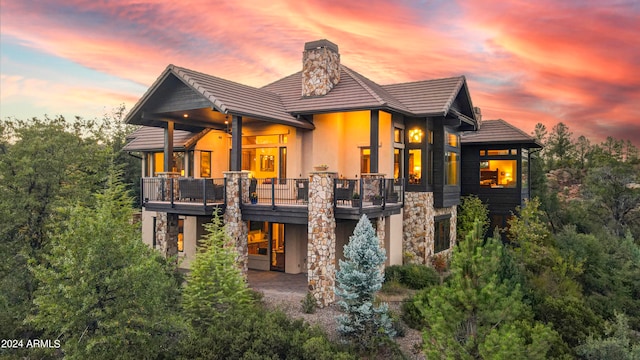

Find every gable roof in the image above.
[126,65,314,129]
[381,76,467,116]
[460,119,542,148]
[261,66,412,115]
[122,126,204,152]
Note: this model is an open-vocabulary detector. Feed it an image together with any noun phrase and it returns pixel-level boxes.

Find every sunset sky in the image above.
[1,0,638,145]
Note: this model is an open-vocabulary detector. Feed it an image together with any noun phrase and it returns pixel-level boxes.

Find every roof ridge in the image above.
[381,75,465,87]
[341,66,386,106]
[441,76,465,115]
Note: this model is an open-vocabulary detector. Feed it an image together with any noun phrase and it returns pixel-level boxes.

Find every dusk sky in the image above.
[1,0,639,145]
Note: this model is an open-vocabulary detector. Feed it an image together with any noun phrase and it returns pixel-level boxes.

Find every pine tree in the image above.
[182,212,253,330]
[335,215,395,351]
[29,169,182,359]
[417,220,557,359]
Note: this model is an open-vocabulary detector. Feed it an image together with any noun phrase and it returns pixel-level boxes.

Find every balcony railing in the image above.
[334,178,404,209]
[243,178,309,207]
[141,177,226,207]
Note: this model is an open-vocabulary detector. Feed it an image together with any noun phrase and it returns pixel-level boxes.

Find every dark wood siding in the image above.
[147,75,212,114]
[433,122,461,208]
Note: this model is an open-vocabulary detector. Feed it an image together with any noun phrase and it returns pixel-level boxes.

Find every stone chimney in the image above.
[302,39,340,97]
[474,107,482,129]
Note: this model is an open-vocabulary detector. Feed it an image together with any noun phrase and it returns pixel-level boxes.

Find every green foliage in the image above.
[28,170,183,359]
[384,263,439,290]
[335,215,395,352]
[178,307,357,360]
[556,227,640,330]
[0,116,113,339]
[417,221,558,359]
[301,291,317,314]
[576,312,640,360]
[182,212,253,329]
[457,194,490,241]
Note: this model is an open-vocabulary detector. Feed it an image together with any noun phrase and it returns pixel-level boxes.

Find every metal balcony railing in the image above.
[141,177,226,207]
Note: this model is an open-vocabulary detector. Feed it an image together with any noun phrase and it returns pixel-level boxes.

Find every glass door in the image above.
[270,223,285,272]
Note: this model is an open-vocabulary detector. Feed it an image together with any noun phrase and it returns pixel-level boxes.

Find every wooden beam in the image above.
[164,121,174,172]
[230,115,242,171]
[370,110,379,173]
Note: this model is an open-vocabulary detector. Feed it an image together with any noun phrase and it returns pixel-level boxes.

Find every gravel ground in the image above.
[256,287,425,360]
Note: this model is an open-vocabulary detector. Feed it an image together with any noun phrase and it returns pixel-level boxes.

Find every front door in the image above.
[270,223,285,272]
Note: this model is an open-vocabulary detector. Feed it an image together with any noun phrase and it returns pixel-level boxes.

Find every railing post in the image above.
[271,177,276,209]
[140,178,145,206]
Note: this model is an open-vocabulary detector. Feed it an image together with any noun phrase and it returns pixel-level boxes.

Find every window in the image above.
[434,217,451,253]
[394,128,403,144]
[247,221,269,256]
[408,128,424,143]
[479,148,519,188]
[177,218,184,252]
[242,134,287,179]
[408,149,422,184]
[148,152,185,176]
[445,152,459,185]
[393,148,402,179]
[360,148,371,173]
[447,132,459,147]
[200,151,211,178]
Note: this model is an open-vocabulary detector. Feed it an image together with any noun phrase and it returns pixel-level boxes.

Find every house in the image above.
[123,39,533,306]
[460,118,542,230]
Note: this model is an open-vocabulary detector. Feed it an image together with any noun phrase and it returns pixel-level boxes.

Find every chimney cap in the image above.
[304,39,339,53]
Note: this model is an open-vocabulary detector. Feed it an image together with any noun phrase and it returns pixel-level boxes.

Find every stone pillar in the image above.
[361,173,385,202]
[155,172,180,260]
[223,171,250,275]
[307,170,337,307]
[376,216,386,250]
[403,192,457,265]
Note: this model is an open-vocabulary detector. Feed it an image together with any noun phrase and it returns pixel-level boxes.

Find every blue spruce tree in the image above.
[335,215,395,349]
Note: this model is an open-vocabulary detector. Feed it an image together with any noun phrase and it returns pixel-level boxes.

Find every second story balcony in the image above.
[141,177,226,216]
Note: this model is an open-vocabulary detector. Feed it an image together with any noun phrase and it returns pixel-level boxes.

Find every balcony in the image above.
[141,177,226,216]
[333,178,404,219]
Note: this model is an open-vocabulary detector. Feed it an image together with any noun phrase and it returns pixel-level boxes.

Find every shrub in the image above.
[384,263,439,290]
[301,291,317,314]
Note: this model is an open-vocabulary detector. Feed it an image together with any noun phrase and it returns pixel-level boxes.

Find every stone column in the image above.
[376,216,386,250]
[402,192,435,264]
[307,170,337,307]
[223,171,250,275]
[155,172,180,260]
[361,173,385,203]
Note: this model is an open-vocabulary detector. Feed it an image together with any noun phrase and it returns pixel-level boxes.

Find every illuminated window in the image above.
[408,128,424,143]
[148,152,185,176]
[393,148,402,179]
[445,152,459,185]
[408,149,422,184]
[361,148,370,173]
[200,151,211,178]
[480,160,517,188]
[177,218,184,252]
[394,128,403,143]
[247,221,269,256]
[447,132,458,147]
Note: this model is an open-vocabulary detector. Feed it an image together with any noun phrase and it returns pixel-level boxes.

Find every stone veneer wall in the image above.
[307,171,337,307]
[223,171,249,275]
[402,192,457,264]
[155,172,180,260]
[302,41,340,97]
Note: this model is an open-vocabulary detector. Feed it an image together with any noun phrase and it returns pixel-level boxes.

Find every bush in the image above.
[384,263,439,290]
[401,288,430,329]
[301,291,317,314]
[178,307,356,359]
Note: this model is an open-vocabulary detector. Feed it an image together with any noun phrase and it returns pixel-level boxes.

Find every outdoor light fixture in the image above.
[183,114,189,118]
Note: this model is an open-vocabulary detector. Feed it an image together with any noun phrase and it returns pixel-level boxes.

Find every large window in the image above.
[242,134,287,179]
[393,148,402,179]
[200,151,211,178]
[177,217,184,252]
[479,148,519,188]
[408,149,422,184]
[434,217,451,253]
[147,152,185,176]
[444,130,460,186]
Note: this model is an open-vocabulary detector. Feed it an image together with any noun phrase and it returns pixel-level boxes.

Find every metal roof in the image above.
[460,119,542,148]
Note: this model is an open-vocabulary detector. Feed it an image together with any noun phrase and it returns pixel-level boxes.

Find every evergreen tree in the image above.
[182,212,253,330]
[417,221,557,359]
[29,169,182,359]
[457,194,490,241]
[335,215,395,351]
